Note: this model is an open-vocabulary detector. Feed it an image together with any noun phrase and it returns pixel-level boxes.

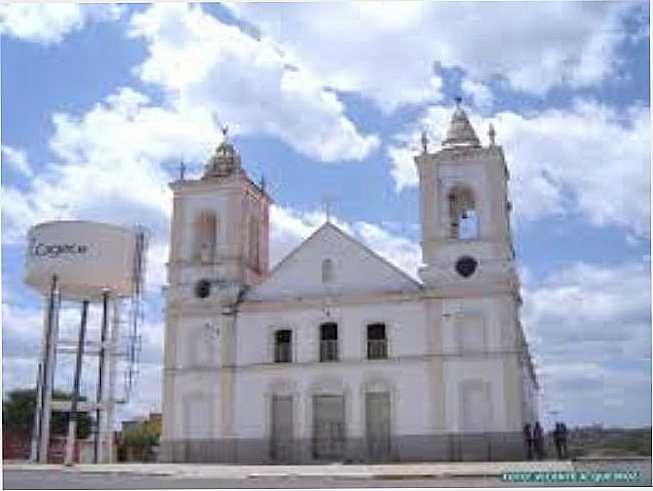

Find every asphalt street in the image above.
[3,459,650,489]
[3,470,506,489]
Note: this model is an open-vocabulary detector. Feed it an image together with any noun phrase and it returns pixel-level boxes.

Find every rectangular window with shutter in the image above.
[319,323,338,362]
[274,329,292,363]
[367,323,388,359]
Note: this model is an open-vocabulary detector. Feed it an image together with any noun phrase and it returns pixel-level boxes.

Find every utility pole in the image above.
[94,290,110,463]
[31,275,60,463]
[64,300,89,466]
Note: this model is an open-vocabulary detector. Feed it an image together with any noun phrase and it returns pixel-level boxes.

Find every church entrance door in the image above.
[312,395,345,461]
[270,395,293,462]
[366,392,391,461]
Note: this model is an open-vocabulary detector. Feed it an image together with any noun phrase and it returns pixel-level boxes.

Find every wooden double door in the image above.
[312,395,346,460]
[365,392,391,461]
[272,392,392,462]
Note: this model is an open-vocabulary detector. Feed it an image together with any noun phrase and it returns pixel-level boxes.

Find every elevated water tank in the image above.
[25,221,143,300]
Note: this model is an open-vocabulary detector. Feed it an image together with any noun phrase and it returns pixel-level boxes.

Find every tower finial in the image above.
[221,124,229,140]
[455,96,463,109]
[179,160,186,180]
[442,98,480,149]
[488,123,496,146]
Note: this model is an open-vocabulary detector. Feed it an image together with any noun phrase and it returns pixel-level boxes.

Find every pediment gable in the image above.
[244,223,421,301]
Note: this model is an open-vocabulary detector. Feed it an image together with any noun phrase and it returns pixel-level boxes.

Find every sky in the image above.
[1,2,651,430]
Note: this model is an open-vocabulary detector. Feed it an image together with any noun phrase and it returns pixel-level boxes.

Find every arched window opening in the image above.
[248,216,260,270]
[448,187,478,239]
[321,258,334,283]
[367,323,388,360]
[319,322,338,362]
[194,210,217,263]
[274,329,292,363]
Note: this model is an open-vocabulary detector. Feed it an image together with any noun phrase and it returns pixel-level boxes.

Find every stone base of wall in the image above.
[160,432,526,464]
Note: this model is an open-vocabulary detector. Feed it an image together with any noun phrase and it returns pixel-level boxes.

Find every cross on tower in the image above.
[420,130,429,154]
[322,194,335,223]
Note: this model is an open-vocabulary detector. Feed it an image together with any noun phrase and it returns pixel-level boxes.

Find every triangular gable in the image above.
[245,222,422,301]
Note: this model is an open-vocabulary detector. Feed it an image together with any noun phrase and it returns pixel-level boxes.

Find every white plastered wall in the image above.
[232,299,436,440]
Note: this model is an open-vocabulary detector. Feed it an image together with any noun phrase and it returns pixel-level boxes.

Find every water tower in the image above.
[24,220,147,464]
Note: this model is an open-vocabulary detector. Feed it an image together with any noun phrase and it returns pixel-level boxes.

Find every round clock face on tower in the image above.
[455,256,478,278]
[194,279,211,299]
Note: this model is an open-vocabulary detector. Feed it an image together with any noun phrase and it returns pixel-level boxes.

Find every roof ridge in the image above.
[254,220,422,293]
[324,222,422,288]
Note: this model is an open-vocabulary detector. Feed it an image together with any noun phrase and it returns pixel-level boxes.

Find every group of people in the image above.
[523,421,568,460]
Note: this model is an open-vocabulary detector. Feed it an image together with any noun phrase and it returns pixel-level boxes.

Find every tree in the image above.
[2,388,93,439]
[120,418,161,461]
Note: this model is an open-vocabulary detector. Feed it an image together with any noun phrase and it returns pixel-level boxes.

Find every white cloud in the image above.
[1,86,211,304]
[128,3,378,163]
[522,260,651,426]
[388,100,651,237]
[269,205,325,266]
[228,2,444,113]
[461,78,494,112]
[0,3,123,45]
[229,2,636,111]
[352,221,421,279]
[1,145,32,177]
[1,87,209,246]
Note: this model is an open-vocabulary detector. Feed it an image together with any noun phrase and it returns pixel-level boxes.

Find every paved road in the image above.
[3,459,650,489]
[3,470,504,489]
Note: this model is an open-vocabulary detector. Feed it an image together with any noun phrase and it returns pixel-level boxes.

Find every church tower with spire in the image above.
[415,101,536,437]
[161,128,272,460]
[167,127,272,295]
[415,101,516,294]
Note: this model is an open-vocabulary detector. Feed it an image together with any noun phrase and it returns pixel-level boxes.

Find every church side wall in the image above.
[438,294,526,459]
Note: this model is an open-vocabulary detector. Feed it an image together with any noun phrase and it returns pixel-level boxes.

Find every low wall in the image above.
[160,432,526,464]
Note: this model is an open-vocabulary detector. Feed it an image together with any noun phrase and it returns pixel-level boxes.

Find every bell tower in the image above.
[415,102,537,435]
[161,128,272,461]
[167,127,272,304]
[415,101,517,295]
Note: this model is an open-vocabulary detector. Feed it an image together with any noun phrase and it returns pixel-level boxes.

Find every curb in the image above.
[4,461,576,480]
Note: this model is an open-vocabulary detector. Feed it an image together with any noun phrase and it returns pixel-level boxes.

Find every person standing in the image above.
[553,422,562,459]
[523,423,533,460]
[559,422,568,459]
[533,421,545,459]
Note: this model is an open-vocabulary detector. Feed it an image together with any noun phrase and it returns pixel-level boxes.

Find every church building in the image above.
[160,105,538,463]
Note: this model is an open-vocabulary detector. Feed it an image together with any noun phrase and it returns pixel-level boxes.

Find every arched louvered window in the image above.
[447,186,478,239]
[194,210,217,263]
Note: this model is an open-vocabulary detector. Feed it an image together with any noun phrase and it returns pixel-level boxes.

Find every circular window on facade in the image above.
[194,279,211,299]
[455,256,478,278]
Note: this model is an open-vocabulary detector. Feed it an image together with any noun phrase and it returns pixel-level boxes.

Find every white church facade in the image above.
[160,105,539,463]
